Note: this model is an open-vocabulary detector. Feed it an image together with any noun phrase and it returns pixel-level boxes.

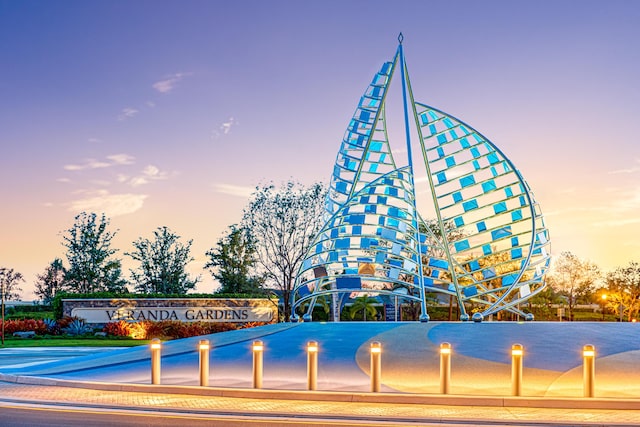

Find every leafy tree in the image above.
[545,251,601,321]
[605,261,640,321]
[348,295,378,321]
[205,225,263,294]
[0,267,24,301]
[242,181,327,321]
[62,212,127,293]
[34,258,66,304]
[127,226,199,294]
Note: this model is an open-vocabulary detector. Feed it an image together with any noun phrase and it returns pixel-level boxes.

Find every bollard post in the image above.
[199,339,210,387]
[252,340,264,389]
[583,344,595,397]
[307,341,318,391]
[150,338,161,385]
[370,341,382,392]
[440,342,451,394]
[511,343,523,396]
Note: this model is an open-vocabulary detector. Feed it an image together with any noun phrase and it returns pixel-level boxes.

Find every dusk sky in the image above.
[1,0,639,299]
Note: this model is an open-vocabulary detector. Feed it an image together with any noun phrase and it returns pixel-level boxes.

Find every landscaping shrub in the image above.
[3,319,49,335]
[101,319,265,340]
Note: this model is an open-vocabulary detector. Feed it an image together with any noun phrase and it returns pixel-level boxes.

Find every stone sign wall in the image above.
[62,298,278,324]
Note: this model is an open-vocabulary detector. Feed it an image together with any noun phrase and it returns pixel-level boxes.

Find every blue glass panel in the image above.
[511,210,523,221]
[487,153,499,164]
[469,260,480,271]
[448,284,456,292]
[472,133,483,143]
[315,243,323,254]
[491,167,499,177]
[360,238,371,249]
[360,196,370,204]
[505,187,513,197]
[336,277,361,289]
[471,147,480,158]
[391,243,402,255]
[336,181,348,194]
[377,195,387,205]
[473,160,481,170]
[511,237,519,247]
[369,163,378,173]
[453,192,463,203]
[359,111,370,122]
[335,238,350,249]
[502,162,511,172]
[493,202,507,214]
[378,217,385,226]
[365,205,377,214]
[483,244,492,255]
[388,268,400,279]
[387,218,399,228]
[297,285,309,297]
[352,225,362,235]
[380,228,396,240]
[491,226,512,240]
[375,252,386,264]
[437,147,445,158]
[328,251,338,262]
[348,214,366,224]
[437,172,447,184]
[503,274,518,286]
[330,228,339,239]
[370,141,383,151]
[482,268,496,279]
[460,176,475,188]
[519,196,527,207]
[443,117,454,128]
[463,286,478,297]
[437,134,447,144]
[428,124,437,136]
[420,113,429,126]
[454,216,464,227]
[429,110,438,120]
[423,277,434,287]
[477,221,487,232]
[380,153,387,162]
[430,269,440,278]
[463,199,478,212]
[429,258,449,269]
[511,248,523,259]
[455,240,470,251]
[445,157,456,167]
[482,180,497,193]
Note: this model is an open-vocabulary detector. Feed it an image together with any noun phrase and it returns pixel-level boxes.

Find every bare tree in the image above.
[0,267,24,301]
[242,181,327,321]
[546,251,600,320]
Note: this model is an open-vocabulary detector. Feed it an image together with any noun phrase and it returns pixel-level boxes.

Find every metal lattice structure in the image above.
[292,36,551,322]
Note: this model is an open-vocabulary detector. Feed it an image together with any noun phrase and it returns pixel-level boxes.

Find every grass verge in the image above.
[0,337,151,348]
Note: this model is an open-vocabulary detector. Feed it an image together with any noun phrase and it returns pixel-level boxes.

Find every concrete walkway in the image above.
[1,379,640,426]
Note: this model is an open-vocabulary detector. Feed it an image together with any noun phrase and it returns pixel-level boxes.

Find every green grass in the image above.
[0,336,151,348]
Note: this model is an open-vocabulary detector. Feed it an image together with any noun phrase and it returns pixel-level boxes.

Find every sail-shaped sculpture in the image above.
[292,36,551,321]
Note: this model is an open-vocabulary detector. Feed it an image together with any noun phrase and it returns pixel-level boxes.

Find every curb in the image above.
[1,373,639,410]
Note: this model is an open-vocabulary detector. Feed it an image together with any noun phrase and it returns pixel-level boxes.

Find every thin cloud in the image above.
[68,190,148,217]
[213,183,254,198]
[212,117,238,139]
[609,159,640,175]
[118,107,139,121]
[64,154,136,171]
[129,165,170,187]
[152,72,191,93]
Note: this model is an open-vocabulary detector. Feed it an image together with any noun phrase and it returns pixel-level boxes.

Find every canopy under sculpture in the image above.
[291,36,551,322]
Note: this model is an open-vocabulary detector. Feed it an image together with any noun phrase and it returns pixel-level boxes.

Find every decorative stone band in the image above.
[63,298,278,324]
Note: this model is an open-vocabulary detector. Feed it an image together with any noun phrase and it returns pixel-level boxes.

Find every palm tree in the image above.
[349,295,378,321]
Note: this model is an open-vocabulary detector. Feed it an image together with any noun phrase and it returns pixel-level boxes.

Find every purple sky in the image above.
[1,0,639,299]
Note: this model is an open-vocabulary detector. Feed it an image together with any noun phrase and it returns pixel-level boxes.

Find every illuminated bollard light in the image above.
[150,338,162,385]
[370,341,382,392]
[199,339,210,387]
[583,344,596,398]
[307,341,318,391]
[511,343,523,396]
[440,342,452,394]
[252,340,264,389]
